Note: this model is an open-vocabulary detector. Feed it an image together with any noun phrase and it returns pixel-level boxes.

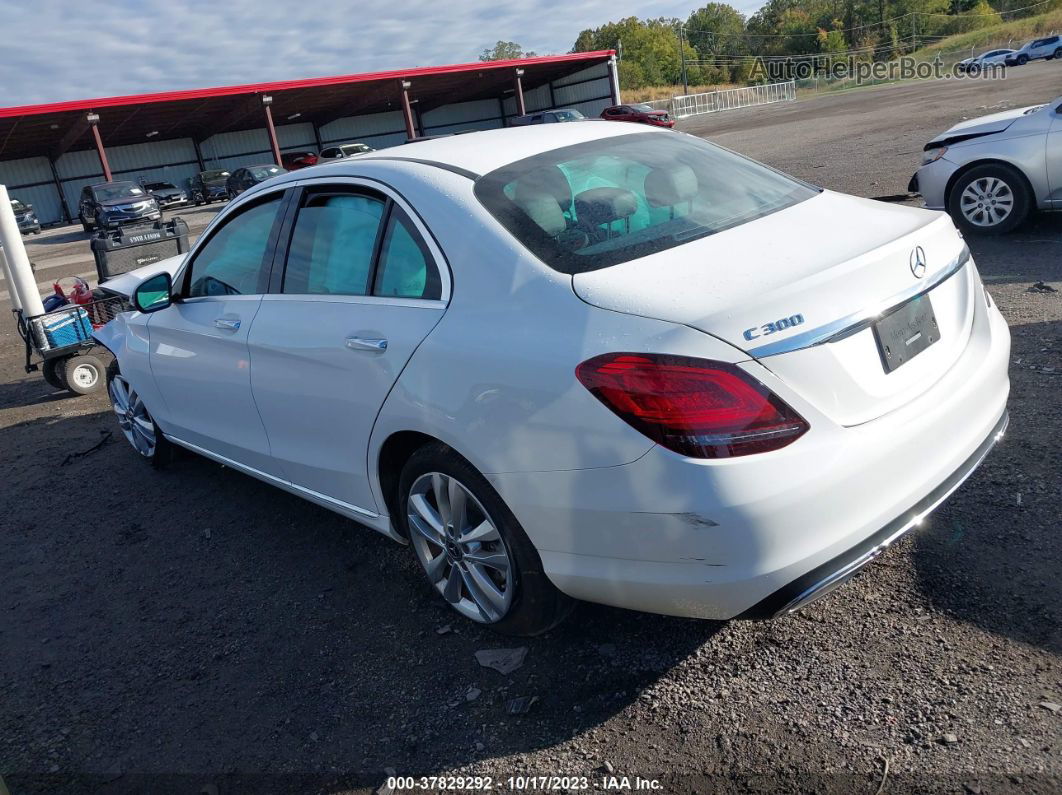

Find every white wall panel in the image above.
[319,111,406,144]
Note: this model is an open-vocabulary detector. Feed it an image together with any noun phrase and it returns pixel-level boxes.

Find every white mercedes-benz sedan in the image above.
[95,122,1010,635]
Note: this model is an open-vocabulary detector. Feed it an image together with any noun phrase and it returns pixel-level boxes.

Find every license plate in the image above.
[873,294,939,373]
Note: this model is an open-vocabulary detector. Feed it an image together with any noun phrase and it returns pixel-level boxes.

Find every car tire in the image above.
[1017,54,1028,65]
[42,358,66,390]
[63,354,105,395]
[1053,48,1062,59]
[947,163,1031,235]
[398,442,573,636]
[106,360,173,467]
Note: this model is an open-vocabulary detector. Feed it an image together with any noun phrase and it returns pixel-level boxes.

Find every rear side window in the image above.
[474,132,818,274]
[187,195,283,297]
[374,210,441,300]
[283,193,385,296]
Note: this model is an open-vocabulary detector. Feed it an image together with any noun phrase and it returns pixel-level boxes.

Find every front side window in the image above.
[475,132,818,274]
[282,192,385,296]
[374,210,441,300]
[187,195,282,297]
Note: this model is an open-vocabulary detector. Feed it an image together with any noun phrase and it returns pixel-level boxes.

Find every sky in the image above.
[0,0,765,107]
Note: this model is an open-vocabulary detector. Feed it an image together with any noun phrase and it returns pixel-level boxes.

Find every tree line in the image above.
[556,0,1061,88]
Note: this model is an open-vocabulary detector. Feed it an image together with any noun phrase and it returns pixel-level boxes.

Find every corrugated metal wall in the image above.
[0,61,615,227]
[0,156,63,225]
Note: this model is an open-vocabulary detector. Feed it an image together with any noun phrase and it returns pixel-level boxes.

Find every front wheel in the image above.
[1017,54,1028,65]
[398,444,573,636]
[1053,48,1062,60]
[948,163,1031,235]
[107,361,173,466]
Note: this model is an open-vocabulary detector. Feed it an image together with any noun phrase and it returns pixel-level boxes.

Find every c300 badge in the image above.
[743,313,805,341]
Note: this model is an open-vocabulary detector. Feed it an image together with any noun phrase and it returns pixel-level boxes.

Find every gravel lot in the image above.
[1,65,1060,795]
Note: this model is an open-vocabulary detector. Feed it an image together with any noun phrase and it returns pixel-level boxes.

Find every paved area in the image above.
[1,66,1060,794]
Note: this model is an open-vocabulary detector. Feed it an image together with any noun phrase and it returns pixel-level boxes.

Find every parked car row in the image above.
[509,105,675,128]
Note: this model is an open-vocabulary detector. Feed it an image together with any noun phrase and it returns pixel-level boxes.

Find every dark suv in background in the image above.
[141,181,189,209]
[189,169,230,204]
[10,198,41,234]
[78,181,161,232]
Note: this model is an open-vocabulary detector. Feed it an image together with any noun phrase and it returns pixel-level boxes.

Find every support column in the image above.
[607,55,622,105]
[513,68,526,116]
[0,184,45,316]
[312,123,324,152]
[192,138,207,171]
[48,158,71,223]
[400,80,417,141]
[88,113,112,182]
[261,95,283,166]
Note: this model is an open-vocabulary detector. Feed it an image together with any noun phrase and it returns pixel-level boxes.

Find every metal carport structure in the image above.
[0,51,619,225]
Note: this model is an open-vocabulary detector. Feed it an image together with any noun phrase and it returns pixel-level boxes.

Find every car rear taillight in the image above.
[575,353,808,458]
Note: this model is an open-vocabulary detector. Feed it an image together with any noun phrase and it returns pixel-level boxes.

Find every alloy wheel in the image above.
[108,374,157,458]
[959,176,1014,228]
[407,472,515,623]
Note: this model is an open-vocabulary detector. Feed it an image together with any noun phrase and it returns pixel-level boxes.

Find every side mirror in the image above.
[133,272,173,313]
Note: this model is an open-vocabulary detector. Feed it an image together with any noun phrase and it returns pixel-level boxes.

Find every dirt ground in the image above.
[1,64,1060,795]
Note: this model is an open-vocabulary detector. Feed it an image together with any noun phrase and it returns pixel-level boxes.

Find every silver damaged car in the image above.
[910,96,1062,234]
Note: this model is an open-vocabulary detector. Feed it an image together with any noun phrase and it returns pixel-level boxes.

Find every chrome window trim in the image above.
[746,244,971,359]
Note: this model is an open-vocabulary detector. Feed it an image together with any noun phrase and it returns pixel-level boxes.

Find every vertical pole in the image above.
[48,157,70,224]
[89,116,112,182]
[193,138,207,171]
[400,80,417,141]
[0,247,24,312]
[607,55,622,104]
[0,185,45,316]
[678,25,689,94]
[261,97,282,166]
[312,123,324,152]
[513,69,526,116]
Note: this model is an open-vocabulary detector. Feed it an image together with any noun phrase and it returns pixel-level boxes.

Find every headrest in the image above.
[515,191,566,237]
[574,187,638,226]
[644,164,698,208]
[514,166,572,212]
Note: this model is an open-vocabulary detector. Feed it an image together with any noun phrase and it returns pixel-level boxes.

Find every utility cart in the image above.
[16,287,128,395]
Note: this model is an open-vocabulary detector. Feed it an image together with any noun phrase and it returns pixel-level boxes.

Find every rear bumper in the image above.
[738,409,1008,619]
[488,292,1011,620]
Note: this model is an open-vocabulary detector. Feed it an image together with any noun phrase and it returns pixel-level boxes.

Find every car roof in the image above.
[353,121,654,177]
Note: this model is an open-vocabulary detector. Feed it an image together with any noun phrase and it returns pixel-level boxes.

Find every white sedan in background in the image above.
[956,48,1014,73]
[97,123,1010,635]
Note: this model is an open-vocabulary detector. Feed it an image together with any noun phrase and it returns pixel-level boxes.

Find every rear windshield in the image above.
[474,132,818,273]
[143,182,175,191]
[201,170,230,180]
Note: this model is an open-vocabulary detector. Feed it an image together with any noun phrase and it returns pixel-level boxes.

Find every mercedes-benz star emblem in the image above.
[910,246,927,279]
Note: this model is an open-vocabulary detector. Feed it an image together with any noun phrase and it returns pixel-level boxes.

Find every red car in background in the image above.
[600,103,675,128]
[280,151,319,170]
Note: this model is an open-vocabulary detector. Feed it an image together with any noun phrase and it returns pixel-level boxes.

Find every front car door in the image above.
[247,179,449,514]
[1047,100,1062,208]
[145,190,288,475]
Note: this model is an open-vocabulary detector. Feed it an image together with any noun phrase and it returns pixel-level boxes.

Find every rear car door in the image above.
[248,179,449,514]
[146,190,288,474]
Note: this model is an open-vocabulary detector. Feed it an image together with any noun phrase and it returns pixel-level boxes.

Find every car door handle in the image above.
[214,317,241,331]
[345,336,388,352]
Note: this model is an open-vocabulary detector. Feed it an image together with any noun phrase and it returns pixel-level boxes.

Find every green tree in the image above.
[478,41,537,61]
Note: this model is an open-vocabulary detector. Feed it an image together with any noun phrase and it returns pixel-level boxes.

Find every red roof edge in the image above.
[0,51,616,120]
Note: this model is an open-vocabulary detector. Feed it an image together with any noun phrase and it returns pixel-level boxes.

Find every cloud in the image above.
[0,0,764,106]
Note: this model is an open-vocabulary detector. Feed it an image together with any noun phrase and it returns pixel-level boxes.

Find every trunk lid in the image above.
[572,191,977,426]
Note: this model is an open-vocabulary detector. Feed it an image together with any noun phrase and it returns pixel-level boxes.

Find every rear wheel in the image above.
[948,163,1031,235]
[63,354,105,395]
[398,443,573,636]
